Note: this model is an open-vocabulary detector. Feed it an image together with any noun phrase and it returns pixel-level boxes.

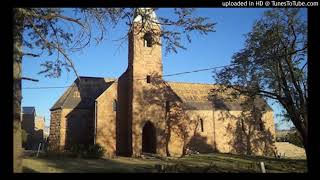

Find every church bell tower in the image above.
[127,8,166,156]
[128,8,162,78]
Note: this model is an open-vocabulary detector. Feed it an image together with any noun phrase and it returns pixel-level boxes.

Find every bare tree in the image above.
[13,8,215,172]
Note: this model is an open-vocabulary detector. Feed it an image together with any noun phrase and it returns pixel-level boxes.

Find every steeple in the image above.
[128,7,162,77]
[128,7,164,157]
[133,8,158,23]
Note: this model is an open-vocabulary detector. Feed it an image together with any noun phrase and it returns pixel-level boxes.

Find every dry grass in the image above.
[275,142,306,159]
[22,152,307,173]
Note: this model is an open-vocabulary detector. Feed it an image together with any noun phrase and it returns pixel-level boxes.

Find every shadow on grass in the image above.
[23,152,307,173]
[23,167,39,173]
[181,153,307,173]
[31,156,158,173]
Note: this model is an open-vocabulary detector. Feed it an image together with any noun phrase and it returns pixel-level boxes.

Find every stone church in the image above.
[48,8,276,157]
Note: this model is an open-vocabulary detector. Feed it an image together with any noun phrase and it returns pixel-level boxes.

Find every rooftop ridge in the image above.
[78,76,116,79]
[166,80,215,86]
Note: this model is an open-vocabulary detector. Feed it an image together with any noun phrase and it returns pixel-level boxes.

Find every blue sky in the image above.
[22,8,307,129]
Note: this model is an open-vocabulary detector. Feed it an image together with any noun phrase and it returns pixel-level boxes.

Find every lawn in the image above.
[22,153,307,173]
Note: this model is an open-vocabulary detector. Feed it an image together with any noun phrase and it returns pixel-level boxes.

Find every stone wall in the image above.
[180,109,276,156]
[61,108,94,150]
[48,109,62,151]
[129,23,167,157]
[184,110,216,153]
[95,82,117,157]
[35,116,45,131]
[116,72,131,156]
[22,114,35,134]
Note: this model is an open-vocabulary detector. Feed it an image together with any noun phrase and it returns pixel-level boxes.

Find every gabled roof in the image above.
[22,107,35,115]
[50,76,116,111]
[167,82,272,111]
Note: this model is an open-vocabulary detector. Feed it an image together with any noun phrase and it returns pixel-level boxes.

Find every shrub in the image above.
[86,144,105,158]
[21,129,28,147]
[70,144,105,159]
[286,132,304,148]
[45,151,72,159]
[70,144,86,158]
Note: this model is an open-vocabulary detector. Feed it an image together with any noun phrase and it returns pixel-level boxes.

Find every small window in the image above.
[144,32,152,47]
[112,100,117,111]
[165,101,170,112]
[146,75,151,83]
[73,91,80,98]
[200,118,204,132]
[259,121,264,131]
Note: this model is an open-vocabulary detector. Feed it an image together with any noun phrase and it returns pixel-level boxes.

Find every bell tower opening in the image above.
[144,32,153,47]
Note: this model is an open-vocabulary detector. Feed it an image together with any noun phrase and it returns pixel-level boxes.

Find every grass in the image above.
[22,152,307,173]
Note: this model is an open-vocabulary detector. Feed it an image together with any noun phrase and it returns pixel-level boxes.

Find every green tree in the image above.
[213,8,307,164]
[13,8,215,172]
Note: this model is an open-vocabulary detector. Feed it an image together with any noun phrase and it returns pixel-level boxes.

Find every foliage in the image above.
[286,131,304,148]
[21,129,28,147]
[70,144,105,159]
[14,7,215,172]
[212,8,307,149]
[277,129,304,148]
[18,8,215,78]
[86,144,105,158]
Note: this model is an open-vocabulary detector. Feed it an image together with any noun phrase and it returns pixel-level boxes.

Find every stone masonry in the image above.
[49,8,276,158]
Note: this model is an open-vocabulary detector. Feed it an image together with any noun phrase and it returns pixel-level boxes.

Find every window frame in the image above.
[165,100,170,112]
[112,99,117,112]
[200,118,204,132]
[146,75,151,83]
[144,32,153,47]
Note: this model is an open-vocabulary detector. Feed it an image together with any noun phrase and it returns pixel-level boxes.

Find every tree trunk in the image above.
[300,127,310,172]
[165,115,171,157]
[13,8,24,173]
[246,134,252,155]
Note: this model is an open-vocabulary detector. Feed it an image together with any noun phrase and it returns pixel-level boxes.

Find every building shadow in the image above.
[208,88,276,156]
[131,71,207,157]
[186,133,215,153]
[64,77,111,150]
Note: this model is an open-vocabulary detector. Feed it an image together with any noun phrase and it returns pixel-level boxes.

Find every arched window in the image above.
[200,118,204,132]
[146,75,151,83]
[112,99,117,111]
[165,100,170,112]
[144,32,153,47]
[259,120,264,131]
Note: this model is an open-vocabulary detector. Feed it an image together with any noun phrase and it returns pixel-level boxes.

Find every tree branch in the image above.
[30,9,85,28]
[55,14,85,28]
[22,77,39,82]
[25,15,81,83]
[22,52,40,57]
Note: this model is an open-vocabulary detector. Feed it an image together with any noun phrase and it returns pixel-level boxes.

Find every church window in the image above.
[259,120,264,131]
[144,32,153,47]
[200,118,204,132]
[112,99,117,111]
[147,75,151,83]
[165,100,170,112]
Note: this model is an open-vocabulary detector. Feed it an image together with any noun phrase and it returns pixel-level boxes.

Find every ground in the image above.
[22,152,307,173]
[275,142,306,159]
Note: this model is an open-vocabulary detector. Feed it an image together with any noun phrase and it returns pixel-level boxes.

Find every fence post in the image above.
[260,161,266,173]
[36,142,42,157]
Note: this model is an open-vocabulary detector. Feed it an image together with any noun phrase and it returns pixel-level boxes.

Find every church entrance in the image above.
[142,121,156,154]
